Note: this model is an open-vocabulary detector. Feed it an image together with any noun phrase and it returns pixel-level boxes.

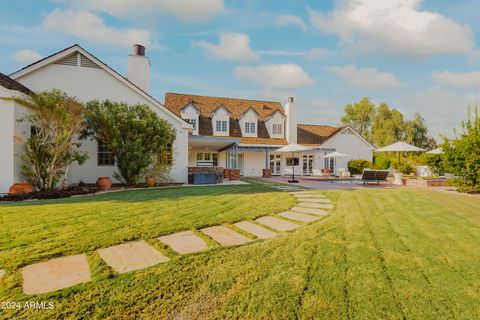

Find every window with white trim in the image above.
[216,120,227,133]
[196,152,218,166]
[272,124,283,135]
[97,140,115,166]
[245,122,256,133]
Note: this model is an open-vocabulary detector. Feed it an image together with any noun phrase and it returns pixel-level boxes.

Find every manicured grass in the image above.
[1,186,480,319]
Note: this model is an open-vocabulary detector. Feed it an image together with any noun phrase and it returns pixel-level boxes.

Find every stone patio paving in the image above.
[22,254,91,295]
[159,231,208,254]
[98,241,169,274]
[18,181,333,295]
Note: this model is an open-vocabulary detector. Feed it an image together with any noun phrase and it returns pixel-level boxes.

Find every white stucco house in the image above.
[0,44,192,193]
[0,43,375,193]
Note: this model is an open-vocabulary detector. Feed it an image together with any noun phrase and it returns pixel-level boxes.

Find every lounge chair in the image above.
[361,169,390,185]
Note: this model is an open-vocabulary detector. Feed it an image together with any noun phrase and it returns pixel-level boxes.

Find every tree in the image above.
[441,107,480,193]
[371,103,406,147]
[83,100,176,185]
[341,97,375,139]
[15,90,88,191]
[405,113,435,149]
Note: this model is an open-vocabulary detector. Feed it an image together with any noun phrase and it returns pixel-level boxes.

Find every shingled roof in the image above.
[0,72,32,94]
[297,124,343,145]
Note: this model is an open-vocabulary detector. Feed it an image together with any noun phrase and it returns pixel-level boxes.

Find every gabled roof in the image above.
[165,92,285,121]
[0,72,32,95]
[238,107,260,120]
[210,104,231,118]
[297,124,342,145]
[9,44,190,128]
[264,109,286,121]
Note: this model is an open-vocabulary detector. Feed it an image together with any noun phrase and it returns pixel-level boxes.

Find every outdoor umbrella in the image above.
[275,143,313,183]
[323,152,349,176]
[426,148,443,155]
[375,141,426,165]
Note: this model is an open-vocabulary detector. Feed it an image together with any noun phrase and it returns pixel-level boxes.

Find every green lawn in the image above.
[1,184,479,319]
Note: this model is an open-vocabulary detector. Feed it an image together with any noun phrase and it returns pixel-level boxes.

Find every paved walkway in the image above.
[18,183,333,295]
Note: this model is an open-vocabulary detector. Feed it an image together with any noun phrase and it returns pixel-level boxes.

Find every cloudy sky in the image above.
[1,0,480,139]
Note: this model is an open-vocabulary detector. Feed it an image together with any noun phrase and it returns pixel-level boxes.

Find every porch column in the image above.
[265,148,269,169]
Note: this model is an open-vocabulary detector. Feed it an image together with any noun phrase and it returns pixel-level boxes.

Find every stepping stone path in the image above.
[291,206,330,215]
[98,241,169,274]
[234,221,277,239]
[18,182,333,295]
[159,231,208,254]
[256,216,299,231]
[22,254,91,295]
[201,226,251,246]
[297,202,334,209]
[278,211,320,223]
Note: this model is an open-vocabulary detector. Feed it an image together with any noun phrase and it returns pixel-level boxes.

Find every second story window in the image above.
[185,118,196,130]
[273,124,283,135]
[245,122,256,133]
[216,120,227,133]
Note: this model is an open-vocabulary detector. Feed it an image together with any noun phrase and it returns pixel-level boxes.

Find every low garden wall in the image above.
[188,167,224,184]
[405,178,445,187]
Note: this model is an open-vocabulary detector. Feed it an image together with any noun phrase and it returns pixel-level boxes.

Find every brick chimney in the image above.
[128,44,150,92]
[285,96,297,143]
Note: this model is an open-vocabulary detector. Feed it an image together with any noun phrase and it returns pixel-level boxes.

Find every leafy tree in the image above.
[341,97,375,139]
[405,113,436,149]
[371,103,406,147]
[83,100,176,185]
[14,90,88,191]
[441,107,480,193]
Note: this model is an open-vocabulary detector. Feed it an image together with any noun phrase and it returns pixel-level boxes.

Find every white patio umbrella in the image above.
[275,143,313,183]
[426,148,443,155]
[323,152,349,176]
[375,141,426,164]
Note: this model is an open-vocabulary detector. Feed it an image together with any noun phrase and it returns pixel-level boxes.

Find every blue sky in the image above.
[2,0,480,139]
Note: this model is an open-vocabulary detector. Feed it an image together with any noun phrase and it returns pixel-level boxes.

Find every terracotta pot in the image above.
[146,176,156,187]
[9,183,34,195]
[262,169,272,178]
[96,177,112,191]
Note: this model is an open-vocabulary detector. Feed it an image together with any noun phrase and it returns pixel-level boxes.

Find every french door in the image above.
[303,155,313,175]
[269,154,281,175]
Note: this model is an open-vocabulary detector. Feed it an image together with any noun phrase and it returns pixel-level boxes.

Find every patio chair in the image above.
[322,168,332,178]
[312,169,323,177]
[361,169,390,185]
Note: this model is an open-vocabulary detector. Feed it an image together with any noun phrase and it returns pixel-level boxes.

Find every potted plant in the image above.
[9,182,34,195]
[96,177,112,191]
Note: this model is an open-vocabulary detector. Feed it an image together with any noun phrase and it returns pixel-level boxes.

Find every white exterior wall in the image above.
[14,62,188,183]
[127,54,150,93]
[265,111,286,139]
[238,109,258,138]
[180,104,200,135]
[13,103,32,184]
[241,152,265,177]
[321,129,374,175]
[0,88,15,193]
[211,107,230,136]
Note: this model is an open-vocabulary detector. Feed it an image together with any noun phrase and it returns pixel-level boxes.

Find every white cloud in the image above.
[309,0,474,58]
[42,9,151,47]
[275,14,307,31]
[304,48,329,60]
[234,64,314,89]
[12,49,43,64]
[328,65,403,90]
[63,0,225,24]
[432,71,480,89]
[195,33,259,62]
[256,48,328,60]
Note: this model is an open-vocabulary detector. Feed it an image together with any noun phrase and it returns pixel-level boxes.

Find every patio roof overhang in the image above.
[188,135,240,151]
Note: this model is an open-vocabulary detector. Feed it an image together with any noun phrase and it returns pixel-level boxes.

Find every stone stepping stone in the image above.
[201,226,251,246]
[293,194,327,199]
[298,202,333,209]
[296,198,331,203]
[98,240,169,274]
[158,231,208,254]
[256,216,299,231]
[289,191,317,195]
[291,206,330,215]
[278,211,320,223]
[22,254,91,295]
[234,221,277,239]
[0,269,5,278]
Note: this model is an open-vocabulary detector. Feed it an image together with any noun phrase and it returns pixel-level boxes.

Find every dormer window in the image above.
[216,120,228,132]
[185,118,196,130]
[272,123,283,135]
[245,122,256,134]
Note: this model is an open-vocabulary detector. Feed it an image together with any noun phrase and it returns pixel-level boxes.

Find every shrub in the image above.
[348,160,375,174]
[373,154,391,169]
[396,162,415,175]
[441,107,480,193]
[14,90,88,191]
[83,100,176,186]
